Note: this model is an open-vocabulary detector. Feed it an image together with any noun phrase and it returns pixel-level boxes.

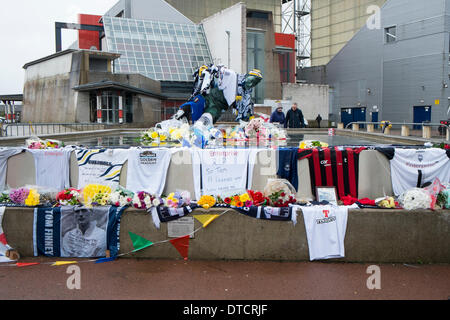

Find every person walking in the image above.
[316,114,323,128]
[270,106,286,126]
[284,103,305,128]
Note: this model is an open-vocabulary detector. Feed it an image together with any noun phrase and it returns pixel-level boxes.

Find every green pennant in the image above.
[129,232,153,252]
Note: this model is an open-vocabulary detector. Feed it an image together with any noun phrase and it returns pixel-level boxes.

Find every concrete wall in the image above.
[3,206,449,263]
[202,2,247,73]
[22,51,82,123]
[282,83,330,123]
[5,148,447,263]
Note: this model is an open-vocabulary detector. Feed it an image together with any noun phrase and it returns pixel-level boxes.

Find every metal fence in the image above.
[0,122,108,137]
[343,121,450,140]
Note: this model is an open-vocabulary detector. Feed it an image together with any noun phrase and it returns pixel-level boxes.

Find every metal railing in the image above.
[344,121,450,130]
[343,121,450,140]
[0,122,109,137]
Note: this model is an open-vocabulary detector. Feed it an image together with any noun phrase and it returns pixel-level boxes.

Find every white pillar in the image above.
[96,93,102,124]
[118,94,124,124]
[11,101,15,123]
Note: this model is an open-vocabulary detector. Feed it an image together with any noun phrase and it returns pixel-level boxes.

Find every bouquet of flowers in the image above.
[109,187,134,207]
[247,190,271,206]
[398,188,432,210]
[244,118,265,138]
[82,184,112,207]
[26,137,63,149]
[197,195,216,210]
[132,191,162,210]
[263,179,297,207]
[163,191,191,208]
[220,192,253,208]
[9,188,30,205]
[299,140,329,149]
[56,188,82,206]
[25,188,40,207]
[0,192,10,203]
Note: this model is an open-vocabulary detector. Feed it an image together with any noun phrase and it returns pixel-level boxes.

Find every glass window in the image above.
[385,26,397,43]
[247,31,265,104]
[103,16,212,81]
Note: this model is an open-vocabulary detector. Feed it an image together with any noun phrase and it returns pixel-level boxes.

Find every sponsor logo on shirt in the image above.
[140,151,157,165]
[316,210,336,224]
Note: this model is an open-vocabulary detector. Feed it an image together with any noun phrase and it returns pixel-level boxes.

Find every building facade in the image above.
[311,0,387,66]
[326,0,450,127]
[22,50,163,125]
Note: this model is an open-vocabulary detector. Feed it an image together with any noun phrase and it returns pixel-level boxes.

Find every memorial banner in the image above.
[33,205,125,258]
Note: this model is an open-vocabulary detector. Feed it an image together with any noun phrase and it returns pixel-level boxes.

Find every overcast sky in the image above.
[0,0,118,95]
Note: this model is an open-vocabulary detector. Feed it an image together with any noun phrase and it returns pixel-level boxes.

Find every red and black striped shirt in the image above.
[298,147,366,199]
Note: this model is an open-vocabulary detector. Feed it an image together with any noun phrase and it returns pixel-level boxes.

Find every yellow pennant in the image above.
[51,261,78,267]
[194,214,220,228]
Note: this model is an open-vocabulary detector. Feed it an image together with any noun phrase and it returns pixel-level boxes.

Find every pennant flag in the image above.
[16,262,40,268]
[170,235,190,261]
[0,233,7,246]
[51,261,78,267]
[95,257,116,264]
[129,232,153,252]
[194,214,220,228]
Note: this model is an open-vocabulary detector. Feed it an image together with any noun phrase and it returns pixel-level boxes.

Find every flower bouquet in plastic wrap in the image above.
[81,184,112,207]
[263,179,298,207]
[109,186,134,207]
[56,188,82,207]
[132,191,163,210]
[163,190,191,209]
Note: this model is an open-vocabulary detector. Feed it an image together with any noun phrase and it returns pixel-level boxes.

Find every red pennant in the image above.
[16,263,40,268]
[0,233,7,246]
[169,235,190,261]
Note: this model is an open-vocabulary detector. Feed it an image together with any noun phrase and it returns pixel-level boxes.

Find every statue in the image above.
[174,64,263,127]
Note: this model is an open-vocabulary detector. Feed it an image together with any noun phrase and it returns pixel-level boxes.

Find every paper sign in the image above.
[200,150,250,196]
[168,217,195,239]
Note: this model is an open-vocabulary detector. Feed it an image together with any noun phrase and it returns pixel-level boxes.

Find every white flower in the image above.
[152,198,161,206]
[399,188,431,210]
[144,195,152,208]
[132,194,140,205]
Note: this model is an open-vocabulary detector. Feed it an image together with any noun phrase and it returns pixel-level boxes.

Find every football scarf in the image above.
[298,147,366,199]
[150,204,199,229]
[150,203,298,228]
[33,206,125,258]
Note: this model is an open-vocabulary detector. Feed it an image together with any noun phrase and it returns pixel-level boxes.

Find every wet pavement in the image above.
[0,257,448,301]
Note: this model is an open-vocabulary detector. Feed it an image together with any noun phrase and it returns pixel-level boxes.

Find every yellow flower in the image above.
[197,195,216,210]
[239,193,250,203]
[159,134,167,142]
[82,184,112,206]
[151,131,159,139]
[25,189,40,206]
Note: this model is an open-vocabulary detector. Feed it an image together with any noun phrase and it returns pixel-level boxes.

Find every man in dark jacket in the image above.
[270,106,286,125]
[284,103,305,128]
